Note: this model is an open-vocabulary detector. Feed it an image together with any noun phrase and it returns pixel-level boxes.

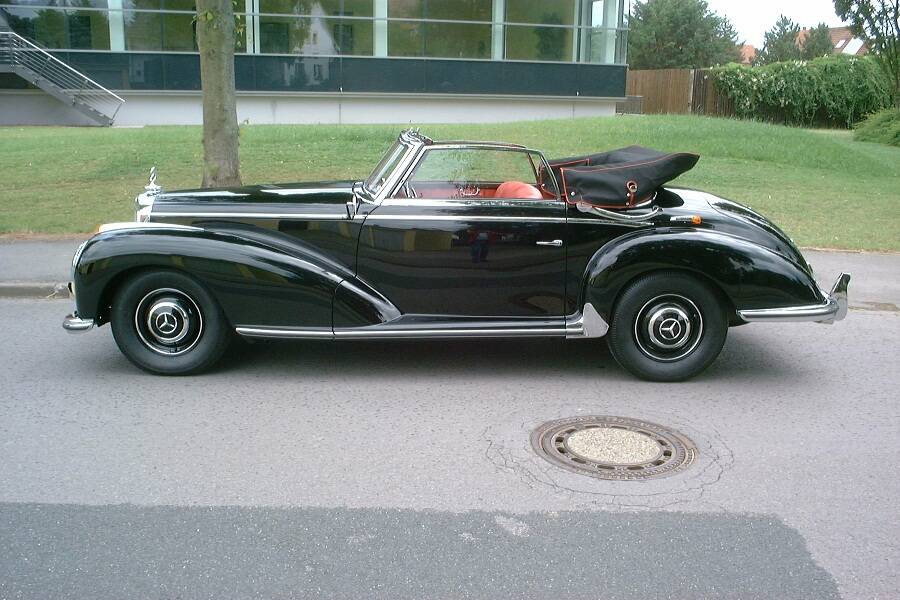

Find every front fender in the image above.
[582,228,822,319]
[73,224,353,328]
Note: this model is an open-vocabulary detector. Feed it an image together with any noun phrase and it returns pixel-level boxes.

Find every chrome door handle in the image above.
[536,240,563,247]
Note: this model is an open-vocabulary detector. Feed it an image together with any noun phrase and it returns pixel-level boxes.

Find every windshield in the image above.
[365,141,408,195]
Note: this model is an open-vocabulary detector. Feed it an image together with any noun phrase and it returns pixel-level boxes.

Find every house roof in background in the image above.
[828,26,869,55]
[739,44,757,65]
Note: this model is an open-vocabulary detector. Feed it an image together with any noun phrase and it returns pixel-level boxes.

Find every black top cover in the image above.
[548,146,700,209]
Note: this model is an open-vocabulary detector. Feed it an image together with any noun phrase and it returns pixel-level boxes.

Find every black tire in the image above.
[607,272,728,382]
[110,270,231,375]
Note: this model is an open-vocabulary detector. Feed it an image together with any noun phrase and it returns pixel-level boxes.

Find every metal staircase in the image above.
[0,31,124,126]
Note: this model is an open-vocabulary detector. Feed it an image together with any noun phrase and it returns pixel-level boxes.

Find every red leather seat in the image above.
[494,181,543,199]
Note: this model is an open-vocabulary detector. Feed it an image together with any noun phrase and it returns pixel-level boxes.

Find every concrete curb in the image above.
[0,282,69,299]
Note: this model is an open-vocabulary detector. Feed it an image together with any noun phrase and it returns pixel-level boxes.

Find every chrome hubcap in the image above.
[634,294,703,362]
[134,288,203,355]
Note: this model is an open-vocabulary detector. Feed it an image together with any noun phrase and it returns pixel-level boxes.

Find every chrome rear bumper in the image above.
[738,272,850,324]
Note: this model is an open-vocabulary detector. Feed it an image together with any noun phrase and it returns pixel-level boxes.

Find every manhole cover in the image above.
[531,416,697,481]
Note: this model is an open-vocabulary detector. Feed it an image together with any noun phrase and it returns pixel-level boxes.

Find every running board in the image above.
[236,304,609,341]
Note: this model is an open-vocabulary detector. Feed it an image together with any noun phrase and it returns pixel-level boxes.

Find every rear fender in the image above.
[581,229,822,319]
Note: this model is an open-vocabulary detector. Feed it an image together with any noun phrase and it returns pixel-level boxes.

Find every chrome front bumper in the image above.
[63,313,95,333]
[62,282,95,333]
[738,272,851,324]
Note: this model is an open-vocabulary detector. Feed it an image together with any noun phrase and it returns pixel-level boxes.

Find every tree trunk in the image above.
[195,0,241,188]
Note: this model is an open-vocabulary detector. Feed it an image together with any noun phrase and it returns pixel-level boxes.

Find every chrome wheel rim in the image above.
[134,288,203,356]
[633,294,703,362]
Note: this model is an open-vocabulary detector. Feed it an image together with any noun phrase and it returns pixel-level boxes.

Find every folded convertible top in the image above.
[548,146,700,209]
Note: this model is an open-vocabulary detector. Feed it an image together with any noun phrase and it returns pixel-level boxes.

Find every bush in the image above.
[854,108,900,147]
[711,55,891,128]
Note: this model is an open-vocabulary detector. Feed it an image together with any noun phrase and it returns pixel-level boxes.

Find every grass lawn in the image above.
[1,115,898,251]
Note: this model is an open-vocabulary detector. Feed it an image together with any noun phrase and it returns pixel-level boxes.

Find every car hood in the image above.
[154,180,357,206]
[660,187,812,274]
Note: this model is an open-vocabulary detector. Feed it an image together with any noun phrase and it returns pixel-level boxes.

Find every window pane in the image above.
[258,15,369,55]
[1,0,109,7]
[505,24,572,61]
[387,19,421,57]
[123,0,161,10]
[586,27,625,63]
[412,149,538,186]
[0,7,110,50]
[160,0,194,10]
[389,0,490,21]
[162,11,194,50]
[388,0,423,19]
[124,10,161,50]
[426,0,489,21]
[424,22,490,59]
[259,0,371,17]
[505,0,575,25]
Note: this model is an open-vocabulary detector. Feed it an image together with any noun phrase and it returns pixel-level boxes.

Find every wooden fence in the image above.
[625,68,734,118]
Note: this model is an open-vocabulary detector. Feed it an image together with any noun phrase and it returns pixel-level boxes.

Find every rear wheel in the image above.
[607,272,728,382]
[110,270,231,375]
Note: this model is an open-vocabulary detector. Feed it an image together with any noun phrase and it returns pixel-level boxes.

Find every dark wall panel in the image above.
[4,52,626,98]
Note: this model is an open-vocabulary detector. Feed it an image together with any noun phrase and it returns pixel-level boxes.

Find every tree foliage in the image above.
[854,107,900,145]
[712,55,891,127]
[627,0,740,69]
[757,15,802,64]
[802,23,836,60]
[195,0,241,187]
[833,0,900,107]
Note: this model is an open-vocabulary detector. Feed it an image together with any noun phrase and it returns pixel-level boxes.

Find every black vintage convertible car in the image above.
[64,129,849,381]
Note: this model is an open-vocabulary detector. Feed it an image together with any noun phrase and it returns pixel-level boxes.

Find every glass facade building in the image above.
[1,0,626,63]
[1,0,627,125]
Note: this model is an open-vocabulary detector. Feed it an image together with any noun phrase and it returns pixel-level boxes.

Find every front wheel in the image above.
[607,272,728,382]
[110,270,231,375]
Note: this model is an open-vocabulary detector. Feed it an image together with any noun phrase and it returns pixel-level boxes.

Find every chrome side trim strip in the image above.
[365,215,568,223]
[261,188,352,196]
[98,222,202,233]
[235,324,572,340]
[334,327,568,339]
[235,327,334,339]
[236,309,611,341]
[159,191,249,198]
[739,272,851,324]
[150,212,347,220]
[380,198,561,209]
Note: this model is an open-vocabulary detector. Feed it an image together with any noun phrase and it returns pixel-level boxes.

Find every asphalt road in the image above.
[2,293,899,600]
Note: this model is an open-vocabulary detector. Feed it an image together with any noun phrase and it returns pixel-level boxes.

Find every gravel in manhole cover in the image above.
[531,416,697,481]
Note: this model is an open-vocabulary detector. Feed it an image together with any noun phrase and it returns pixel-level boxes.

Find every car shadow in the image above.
[217,327,796,383]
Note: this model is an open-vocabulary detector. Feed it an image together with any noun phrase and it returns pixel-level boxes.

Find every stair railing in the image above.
[0,30,125,123]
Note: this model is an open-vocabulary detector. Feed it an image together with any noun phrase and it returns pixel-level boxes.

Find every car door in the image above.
[355,145,567,319]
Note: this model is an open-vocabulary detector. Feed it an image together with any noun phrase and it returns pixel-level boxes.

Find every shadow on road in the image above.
[0,502,839,600]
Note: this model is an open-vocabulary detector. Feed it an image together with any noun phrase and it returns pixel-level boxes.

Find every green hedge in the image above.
[711,55,891,128]
[854,108,900,147]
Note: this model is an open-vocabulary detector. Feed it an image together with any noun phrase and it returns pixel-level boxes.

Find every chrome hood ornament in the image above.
[135,166,161,221]
[145,166,161,195]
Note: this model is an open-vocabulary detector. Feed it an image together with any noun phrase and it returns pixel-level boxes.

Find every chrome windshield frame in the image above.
[363,130,428,202]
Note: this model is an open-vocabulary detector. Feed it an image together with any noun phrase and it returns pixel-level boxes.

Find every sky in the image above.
[700,0,848,47]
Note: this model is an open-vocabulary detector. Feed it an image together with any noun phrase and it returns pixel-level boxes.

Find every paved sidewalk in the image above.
[0,238,898,310]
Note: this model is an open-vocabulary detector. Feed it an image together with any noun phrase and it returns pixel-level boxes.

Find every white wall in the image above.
[0,90,618,127]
